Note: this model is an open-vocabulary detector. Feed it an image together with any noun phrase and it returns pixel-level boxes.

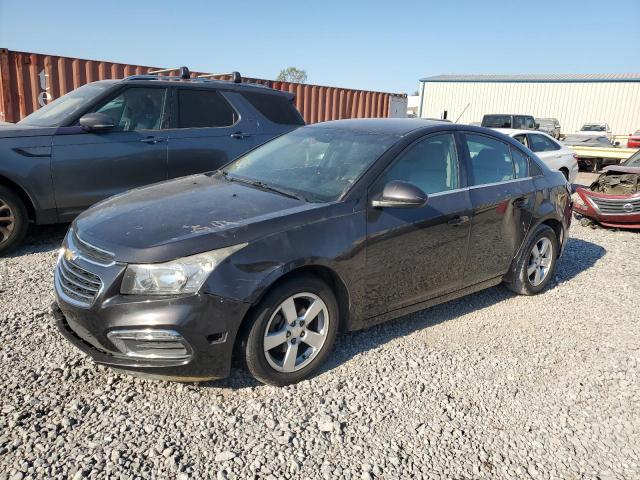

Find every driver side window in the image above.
[381,133,459,195]
[94,88,166,131]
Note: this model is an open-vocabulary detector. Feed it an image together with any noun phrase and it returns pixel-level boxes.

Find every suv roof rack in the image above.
[125,67,244,85]
[148,66,191,79]
[197,71,242,83]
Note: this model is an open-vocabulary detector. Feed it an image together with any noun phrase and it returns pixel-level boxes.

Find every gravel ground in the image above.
[1,215,639,479]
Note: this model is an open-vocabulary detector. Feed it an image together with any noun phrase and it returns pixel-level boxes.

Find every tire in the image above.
[241,274,339,386]
[504,224,559,296]
[0,186,29,255]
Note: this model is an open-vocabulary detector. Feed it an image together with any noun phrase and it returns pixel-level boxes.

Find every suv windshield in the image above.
[223,127,397,202]
[18,82,113,127]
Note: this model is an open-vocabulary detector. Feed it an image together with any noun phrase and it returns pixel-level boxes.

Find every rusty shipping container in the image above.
[0,49,407,124]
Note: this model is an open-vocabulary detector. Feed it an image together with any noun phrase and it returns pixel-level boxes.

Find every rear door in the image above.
[461,132,536,285]
[51,86,169,221]
[364,132,473,318]
[166,88,261,178]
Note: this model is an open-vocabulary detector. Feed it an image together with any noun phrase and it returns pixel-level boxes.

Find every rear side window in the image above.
[177,90,237,128]
[240,91,305,125]
[514,116,535,129]
[511,147,529,178]
[465,134,514,185]
[528,134,560,152]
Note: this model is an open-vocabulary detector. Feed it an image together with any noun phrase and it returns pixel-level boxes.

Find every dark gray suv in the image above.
[0,70,304,254]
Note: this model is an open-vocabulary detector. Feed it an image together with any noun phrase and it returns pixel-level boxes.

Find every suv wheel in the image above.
[505,224,559,295]
[242,275,338,386]
[0,186,29,255]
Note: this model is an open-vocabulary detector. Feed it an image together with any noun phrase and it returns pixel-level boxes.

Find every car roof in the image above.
[100,77,294,99]
[309,118,454,135]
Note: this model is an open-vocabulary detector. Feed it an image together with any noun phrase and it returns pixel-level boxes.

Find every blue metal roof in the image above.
[420,74,640,83]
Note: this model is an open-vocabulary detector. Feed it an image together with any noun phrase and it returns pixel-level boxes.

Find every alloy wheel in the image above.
[263,292,329,373]
[0,198,15,245]
[527,237,553,286]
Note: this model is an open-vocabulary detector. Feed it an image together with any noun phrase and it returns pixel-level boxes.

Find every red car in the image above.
[628,130,640,148]
[574,149,640,229]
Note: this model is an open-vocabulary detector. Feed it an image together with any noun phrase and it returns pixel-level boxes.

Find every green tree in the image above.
[276,67,308,84]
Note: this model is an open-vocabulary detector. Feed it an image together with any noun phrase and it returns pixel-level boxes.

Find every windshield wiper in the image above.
[221,171,306,202]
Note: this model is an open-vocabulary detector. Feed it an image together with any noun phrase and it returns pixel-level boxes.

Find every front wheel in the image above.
[505,224,559,295]
[0,186,29,255]
[241,274,339,386]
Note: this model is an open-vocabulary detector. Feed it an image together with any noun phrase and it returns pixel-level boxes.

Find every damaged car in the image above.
[574,149,640,229]
[53,119,572,386]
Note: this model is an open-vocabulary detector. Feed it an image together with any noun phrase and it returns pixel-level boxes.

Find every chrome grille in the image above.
[72,231,115,266]
[56,256,102,306]
[590,196,640,215]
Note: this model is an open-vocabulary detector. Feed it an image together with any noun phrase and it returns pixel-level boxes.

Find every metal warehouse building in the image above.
[418,74,640,135]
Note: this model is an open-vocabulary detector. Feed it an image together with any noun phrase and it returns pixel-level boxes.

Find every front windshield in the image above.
[581,124,605,132]
[223,127,397,202]
[622,150,640,167]
[18,82,112,127]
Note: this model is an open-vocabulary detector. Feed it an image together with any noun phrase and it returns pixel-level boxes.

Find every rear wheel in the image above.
[241,274,339,385]
[0,186,29,255]
[505,224,559,295]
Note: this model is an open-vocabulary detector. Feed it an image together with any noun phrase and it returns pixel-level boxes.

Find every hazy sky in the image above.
[1,0,638,94]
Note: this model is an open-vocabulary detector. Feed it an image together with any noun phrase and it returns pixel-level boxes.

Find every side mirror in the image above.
[79,112,115,132]
[535,123,540,130]
[371,180,428,209]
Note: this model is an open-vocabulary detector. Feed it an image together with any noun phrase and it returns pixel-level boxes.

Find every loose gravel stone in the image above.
[0,213,639,478]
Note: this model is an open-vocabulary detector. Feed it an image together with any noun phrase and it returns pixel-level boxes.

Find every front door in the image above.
[166,89,261,178]
[52,86,169,221]
[462,132,535,285]
[364,132,472,319]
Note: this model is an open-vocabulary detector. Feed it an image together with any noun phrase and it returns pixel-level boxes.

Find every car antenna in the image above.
[454,103,471,123]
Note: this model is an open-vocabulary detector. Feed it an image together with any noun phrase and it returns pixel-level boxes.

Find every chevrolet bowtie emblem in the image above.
[63,248,77,262]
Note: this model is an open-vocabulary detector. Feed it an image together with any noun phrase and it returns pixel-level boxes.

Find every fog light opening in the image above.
[107,329,193,360]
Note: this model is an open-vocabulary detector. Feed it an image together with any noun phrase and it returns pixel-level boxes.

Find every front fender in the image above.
[202,210,366,310]
[0,136,56,223]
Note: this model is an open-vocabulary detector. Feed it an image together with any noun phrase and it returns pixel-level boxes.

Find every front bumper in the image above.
[53,232,251,380]
[573,187,640,229]
[53,292,250,380]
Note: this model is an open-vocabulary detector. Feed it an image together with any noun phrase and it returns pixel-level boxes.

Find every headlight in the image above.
[120,243,246,295]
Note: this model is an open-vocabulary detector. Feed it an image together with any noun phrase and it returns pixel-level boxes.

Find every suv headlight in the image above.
[120,243,247,295]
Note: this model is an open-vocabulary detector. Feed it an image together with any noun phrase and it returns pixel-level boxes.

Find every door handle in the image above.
[230,132,251,139]
[447,215,470,226]
[513,197,527,208]
[140,136,166,144]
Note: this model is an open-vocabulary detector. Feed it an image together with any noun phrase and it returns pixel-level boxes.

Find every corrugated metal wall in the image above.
[419,81,640,135]
[0,49,406,124]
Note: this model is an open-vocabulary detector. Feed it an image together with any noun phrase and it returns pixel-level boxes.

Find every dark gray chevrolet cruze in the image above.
[53,119,572,385]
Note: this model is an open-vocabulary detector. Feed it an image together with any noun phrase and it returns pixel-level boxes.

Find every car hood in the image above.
[0,123,58,138]
[74,173,331,263]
